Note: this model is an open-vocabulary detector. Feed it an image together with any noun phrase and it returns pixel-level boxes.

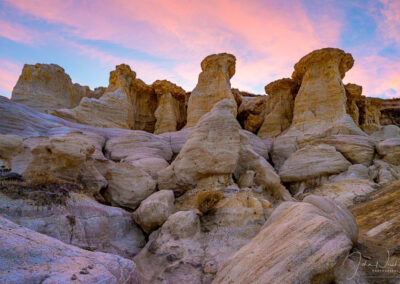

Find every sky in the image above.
[0,0,399,98]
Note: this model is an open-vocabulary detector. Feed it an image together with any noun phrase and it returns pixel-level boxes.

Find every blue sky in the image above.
[0,0,399,98]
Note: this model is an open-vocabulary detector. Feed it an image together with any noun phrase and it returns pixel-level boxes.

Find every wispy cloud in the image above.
[0,59,22,97]
[0,18,35,44]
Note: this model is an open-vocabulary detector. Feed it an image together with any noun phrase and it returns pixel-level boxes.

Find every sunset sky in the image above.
[0,0,399,98]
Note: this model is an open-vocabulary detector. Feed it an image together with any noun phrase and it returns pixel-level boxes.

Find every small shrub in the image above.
[195,189,223,214]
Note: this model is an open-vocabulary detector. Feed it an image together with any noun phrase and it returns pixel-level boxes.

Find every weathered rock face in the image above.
[271,48,365,169]
[377,138,400,166]
[350,181,400,280]
[0,191,145,258]
[48,64,188,133]
[291,48,356,131]
[379,98,400,126]
[186,53,237,127]
[11,63,103,112]
[133,190,175,233]
[345,83,362,125]
[134,189,273,283]
[308,134,376,166]
[0,134,24,169]
[213,195,357,284]
[153,80,187,134]
[0,216,141,283]
[258,78,298,138]
[22,133,95,181]
[236,95,267,133]
[102,161,157,210]
[279,144,351,183]
[358,96,382,134]
[158,99,241,194]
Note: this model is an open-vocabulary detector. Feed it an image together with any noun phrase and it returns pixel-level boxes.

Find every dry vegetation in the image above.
[195,189,223,213]
[0,170,83,206]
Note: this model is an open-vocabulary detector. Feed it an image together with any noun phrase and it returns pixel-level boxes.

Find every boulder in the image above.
[308,134,376,166]
[158,100,241,194]
[357,96,382,134]
[313,179,376,207]
[373,159,400,186]
[133,190,175,233]
[377,138,400,165]
[0,216,140,283]
[330,164,371,182]
[102,161,156,210]
[153,80,187,134]
[135,190,272,283]
[186,53,237,127]
[0,191,145,258]
[22,133,95,181]
[0,134,24,169]
[279,144,351,182]
[258,78,298,138]
[371,124,400,140]
[11,63,103,112]
[213,196,357,284]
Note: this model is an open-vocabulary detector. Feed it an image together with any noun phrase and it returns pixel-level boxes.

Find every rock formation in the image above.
[11,63,103,112]
[214,195,358,284]
[0,216,141,283]
[153,80,187,134]
[2,47,400,283]
[186,53,237,127]
[258,78,298,138]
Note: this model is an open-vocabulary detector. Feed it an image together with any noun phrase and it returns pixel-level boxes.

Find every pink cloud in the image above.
[0,59,22,97]
[0,18,35,44]
[379,0,400,46]
[346,55,400,98]
[5,0,343,94]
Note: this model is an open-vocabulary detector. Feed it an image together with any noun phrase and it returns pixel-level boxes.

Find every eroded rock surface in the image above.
[0,216,141,283]
[11,63,103,112]
[214,196,357,284]
[186,53,237,127]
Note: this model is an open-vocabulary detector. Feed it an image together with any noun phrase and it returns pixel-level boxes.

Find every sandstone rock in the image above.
[160,127,193,155]
[186,53,237,127]
[330,164,371,182]
[0,216,140,283]
[237,95,267,133]
[48,64,160,131]
[272,48,365,169]
[279,144,351,183]
[308,134,376,166]
[358,96,382,134]
[105,131,172,162]
[235,131,292,200]
[0,191,145,258]
[371,124,400,140]
[379,97,400,126]
[153,80,187,134]
[237,170,255,188]
[22,133,95,181]
[0,134,24,169]
[377,138,400,165]
[213,196,357,284]
[158,100,241,194]
[345,83,362,125]
[11,63,103,112]
[133,190,175,233]
[350,181,400,280]
[49,87,135,129]
[313,179,376,207]
[373,159,400,186]
[103,161,156,209]
[258,78,297,138]
[135,189,272,283]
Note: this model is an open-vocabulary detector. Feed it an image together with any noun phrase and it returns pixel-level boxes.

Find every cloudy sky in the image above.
[0,0,399,98]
